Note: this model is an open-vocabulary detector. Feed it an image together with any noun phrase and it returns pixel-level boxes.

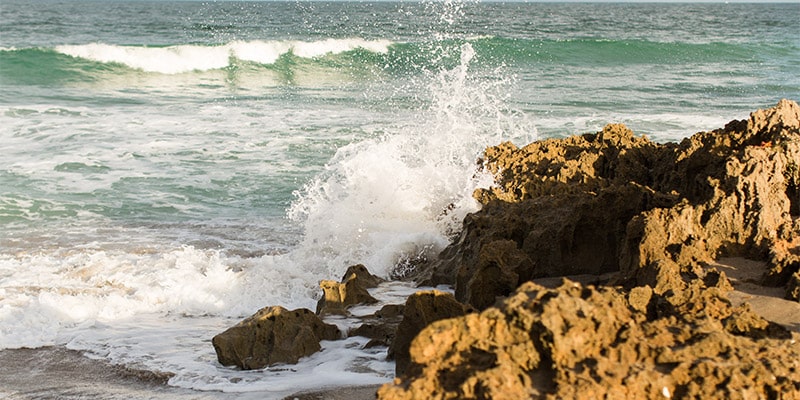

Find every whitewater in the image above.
[1,0,798,398]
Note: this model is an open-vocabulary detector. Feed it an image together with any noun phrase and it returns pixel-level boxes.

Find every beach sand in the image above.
[281,385,382,400]
[710,257,800,335]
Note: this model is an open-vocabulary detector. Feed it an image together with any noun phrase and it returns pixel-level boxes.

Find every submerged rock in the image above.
[348,304,405,349]
[212,306,340,370]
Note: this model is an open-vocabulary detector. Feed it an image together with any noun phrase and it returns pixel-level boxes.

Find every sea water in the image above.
[1,1,798,398]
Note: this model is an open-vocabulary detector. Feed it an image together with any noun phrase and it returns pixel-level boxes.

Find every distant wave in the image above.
[0,37,784,85]
[53,39,394,74]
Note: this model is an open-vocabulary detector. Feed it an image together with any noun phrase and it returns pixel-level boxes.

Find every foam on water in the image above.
[55,283,427,397]
[0,37,533,396]
[0,248,307,346]
[55,39,393,74]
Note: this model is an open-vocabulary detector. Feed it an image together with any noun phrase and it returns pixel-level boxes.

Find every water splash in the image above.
[287,41,534,280]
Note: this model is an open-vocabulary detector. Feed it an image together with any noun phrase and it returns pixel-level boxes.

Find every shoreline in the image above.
[1,258,796,400]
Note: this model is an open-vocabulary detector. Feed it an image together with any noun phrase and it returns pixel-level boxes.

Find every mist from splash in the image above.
[286,38,534,280]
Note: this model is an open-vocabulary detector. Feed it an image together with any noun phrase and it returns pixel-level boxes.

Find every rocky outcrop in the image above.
[212,264,390,370]
[212,306,340,370]
[378,278,799,400]
[316,264,382,315]
[378,100,800,398]
[387,290,475,376]
[417,99,800,307]
[622,99,800,297]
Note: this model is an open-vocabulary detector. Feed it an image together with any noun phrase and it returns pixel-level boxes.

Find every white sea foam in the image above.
[0,41,533,396]
[54,39,393,74]
[287,43,534,279]
[0,248,322,348]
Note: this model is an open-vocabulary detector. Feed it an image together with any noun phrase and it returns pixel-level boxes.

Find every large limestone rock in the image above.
[622,99,800,295]
[417,99,800,307]
[387,290,474,376]
[378,279,799,399]
[212,306,340,370]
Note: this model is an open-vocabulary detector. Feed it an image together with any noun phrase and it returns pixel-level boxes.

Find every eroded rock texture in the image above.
[419,99,800,307]
[381,100,800,399]
[387,290,475,376]
[212,306,340,370]
[379,279,800,400]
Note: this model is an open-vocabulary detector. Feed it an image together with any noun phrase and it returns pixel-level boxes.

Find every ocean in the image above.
[1,0,798,398]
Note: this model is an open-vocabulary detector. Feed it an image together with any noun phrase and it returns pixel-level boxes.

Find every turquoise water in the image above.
[1,1,798,397]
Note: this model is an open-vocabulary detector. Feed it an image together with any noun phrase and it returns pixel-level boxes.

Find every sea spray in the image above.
[287,42,533,280]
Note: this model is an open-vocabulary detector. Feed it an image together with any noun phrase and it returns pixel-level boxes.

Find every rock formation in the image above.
[417,99,800,308]
[316,264,382,315]
[212,306,340,370]
[378,278,799,400]
[348,303,405,349]
[387,290,475,376]
[378,99,800,399]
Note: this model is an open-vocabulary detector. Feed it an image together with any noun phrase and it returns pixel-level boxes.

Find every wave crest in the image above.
[54,39,393,74]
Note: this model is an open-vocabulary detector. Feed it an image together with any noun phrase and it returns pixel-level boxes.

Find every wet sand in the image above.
[710,257,800,334]
[0,347,227,400]
[0,346,381,400]
[281,385,381,400]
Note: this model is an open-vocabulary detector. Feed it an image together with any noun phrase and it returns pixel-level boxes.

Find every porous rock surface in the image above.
[387,290,475,376]
[212,306,340,370]
[380,100,800,399]
[419,99,800,307]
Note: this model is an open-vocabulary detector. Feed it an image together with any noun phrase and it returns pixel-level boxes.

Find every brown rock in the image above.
[627,284,653,313]
[212,306,340,370]
[316,265,381,315]
[621,99,800,297]
[375,303,404,319]
[378,280,800,399]
[416,99,800,308]
[788,271,800,301]
[342,264,385,288]
[387,290,474,376]
[380,100,800,399]
[348,304,406,349]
